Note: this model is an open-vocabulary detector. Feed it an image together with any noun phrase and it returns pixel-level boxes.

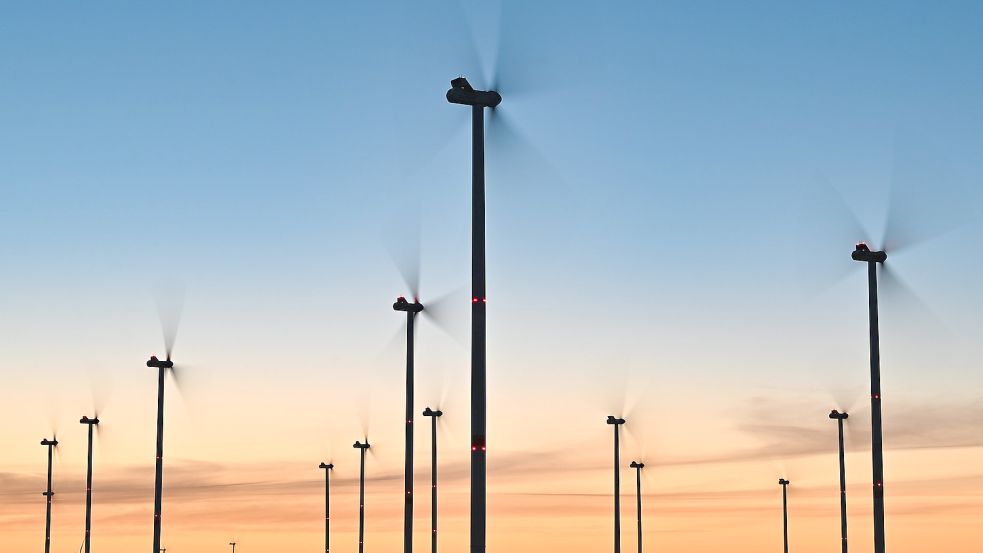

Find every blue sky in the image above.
[2,2,983,550]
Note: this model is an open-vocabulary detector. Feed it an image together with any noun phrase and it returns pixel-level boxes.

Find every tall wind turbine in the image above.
[147,353,173,553]
[446,76,501,553]
[851,242,888,553]
[148,284,184,553]
[353,440,371,553]
[318,462,334,553]
[829,410,850,553]
[229,541,237,553]
[629,461,644,553]
[80,415,100,553]
[393,296,424,553]
[606,416,626,553]
[779,478,790,553]
[40,437,58,553]
[423,407,443,553]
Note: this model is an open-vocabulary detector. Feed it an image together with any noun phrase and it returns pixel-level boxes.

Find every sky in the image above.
[2,0,983,551]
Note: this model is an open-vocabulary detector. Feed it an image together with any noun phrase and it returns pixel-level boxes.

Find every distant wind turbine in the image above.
[779,478,790,553]
[353,440,371,553]
[148,283,185,553]
[80,415,100,553]
[40,437,58,553]
[606,416,626,553]
[629,461,644,553]
[423,407,443,553]
[318,462,334,553]
[829,410,850,553]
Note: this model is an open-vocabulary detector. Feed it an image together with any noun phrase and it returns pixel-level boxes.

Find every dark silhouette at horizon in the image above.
[318,461,334,553]
[779,478,790,553]
[353,440,371,553]
[629,461,644,553]
[423,407,443,553]
[606,416,626,553]
[80,415,100,553]
[40,437,58,553]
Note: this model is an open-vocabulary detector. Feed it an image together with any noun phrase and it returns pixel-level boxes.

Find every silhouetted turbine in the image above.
[423,407,443,553]
[147,354,174,553]
[318,462,334,553]
[40,437,58,553]
[829,410,850,553]
[394,296,424,553]
[229,541,236,553]
[606,416,626,553]
[353,440,371,553]
[851,242,887,553]
[447,76,501,553]
[629,461,644,553]
[80,416,100,553]
[779,478,790,553]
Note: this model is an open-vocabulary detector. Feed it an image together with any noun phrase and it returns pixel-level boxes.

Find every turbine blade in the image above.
[154,280,186,358]
[878,264,949,334]
[824,385,867,414]
[486,0,580,99]
[422,287,468,345]
[383,209,422,301]
[796,174,870,294]
[486,110,572,204]
[881,134,974,253]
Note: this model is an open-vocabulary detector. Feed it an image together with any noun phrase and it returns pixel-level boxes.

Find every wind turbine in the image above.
[318,462,334,553]
[229,541,236,553]
[850,241,893,553]
[146,353,174,553]
[606,416,626,553]
[353,440,371,553]
[779,478,790,553]
[393,296,424,553]
[445,73,501,553]
[80,415,100,553]
[829,410,849,553]
[422,407,443,553]
[629,461,644,553]
[807,144,963,553]
[148,284,184,553]
[40,437,58,553]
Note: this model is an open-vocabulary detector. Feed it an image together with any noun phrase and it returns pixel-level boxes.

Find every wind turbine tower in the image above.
[446,76,501,553]
[629,461,644,553]
[40,437,58,553]
[423,407,443,553]
[80,415,100,553]
[318,462,334,553]
[606,416,626,553]
[829,410,850,553]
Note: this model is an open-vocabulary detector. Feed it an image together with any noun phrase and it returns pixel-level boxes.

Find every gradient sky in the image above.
[3,1,983,552]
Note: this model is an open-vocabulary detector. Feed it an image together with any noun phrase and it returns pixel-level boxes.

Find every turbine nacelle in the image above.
[852,242,887,263]
[606,415,626,426]
[422,407,443,417]
[80,416,100,425]
[353,441,371,450]
[446,77,502,108]
[778,478,790,486]
[147,355,174,369]
[319,462,334,470]
[40,438,58,447]
[393,296,424,313]
[829,410,849,420]
[630,461,645,469]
